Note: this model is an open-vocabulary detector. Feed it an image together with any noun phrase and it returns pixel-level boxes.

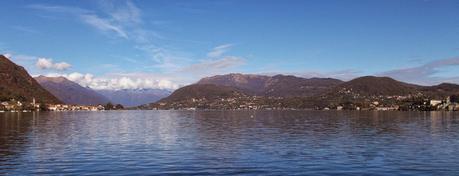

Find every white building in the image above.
[430,100,442,106]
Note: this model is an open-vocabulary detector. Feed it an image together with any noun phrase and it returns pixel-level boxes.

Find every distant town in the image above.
[0,98,124,112]
[143,94,459,111]
[2,93,459,112]
[140,74,459,111]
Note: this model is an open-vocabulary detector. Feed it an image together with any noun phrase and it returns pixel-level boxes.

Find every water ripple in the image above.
[1,110,459,175]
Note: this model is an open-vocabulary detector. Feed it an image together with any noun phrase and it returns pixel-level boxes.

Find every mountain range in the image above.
[175,74,459,100]
[97,89,171,107]
[147,73,459,109]
[0,55,169,106]
[3,54,459,109]
[35,76,110,105]
[0,55,61,104]
[197,73,343,97]
[34,76,171,106]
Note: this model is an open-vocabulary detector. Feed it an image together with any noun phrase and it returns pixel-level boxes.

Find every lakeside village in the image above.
[0,98,124,112]
[330,95,459,111]
[150,94,459,111]
[2,95,459,112]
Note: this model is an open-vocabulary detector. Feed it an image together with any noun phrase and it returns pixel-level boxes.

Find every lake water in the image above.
[1,110,459,175]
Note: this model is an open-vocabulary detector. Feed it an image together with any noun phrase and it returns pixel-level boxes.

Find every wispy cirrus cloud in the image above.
[28,1,181,70]
[182,56,245,73]
[80,14,128,39]
[100,0,141,25]
[28,3,127,38]
[48,48,246,90]
[179,43,245,78]
[379,57,459,85]
[26,2,247,89]
[207,44,233,58]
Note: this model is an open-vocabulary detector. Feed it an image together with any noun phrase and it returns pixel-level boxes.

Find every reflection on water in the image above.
[0,110,458,175]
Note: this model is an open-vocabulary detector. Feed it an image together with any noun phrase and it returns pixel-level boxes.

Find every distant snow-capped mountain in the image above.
[96,89,171,107]
[35,75,110,105]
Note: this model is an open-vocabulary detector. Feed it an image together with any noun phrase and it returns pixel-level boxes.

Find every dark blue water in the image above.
[1,110,459,175]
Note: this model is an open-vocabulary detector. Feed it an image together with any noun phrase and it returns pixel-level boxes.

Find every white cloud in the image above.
[207,44,233,58]
[36,58,71,71]
[4,53,72,74]
[47,72,179,90]
[36,58,53,68]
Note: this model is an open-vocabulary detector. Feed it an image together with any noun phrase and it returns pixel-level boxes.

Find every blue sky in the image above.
[1,0,459,89]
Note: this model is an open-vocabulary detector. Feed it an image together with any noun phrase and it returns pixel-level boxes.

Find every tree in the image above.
[39,103,48,111]
[450,95,459,103]
[104,102,114,110]
[115,104,124,110]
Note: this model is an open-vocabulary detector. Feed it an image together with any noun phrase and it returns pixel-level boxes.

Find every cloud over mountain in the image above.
[45,72,179,90]
[36,58,71,71]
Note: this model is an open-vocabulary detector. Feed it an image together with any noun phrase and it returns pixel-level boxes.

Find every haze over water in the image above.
[1,111,459,175]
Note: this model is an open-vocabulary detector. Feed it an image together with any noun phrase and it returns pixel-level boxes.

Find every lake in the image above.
[1,110,459,175]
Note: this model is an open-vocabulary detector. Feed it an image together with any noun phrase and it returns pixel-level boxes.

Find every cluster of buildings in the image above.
[151,96,287,110]
[328,96,459,111]
[46,104,105,111]
[326,103,399,111]
[0,98,106,112]
[0,98,41,112]
[151,93,459,111]
[429,96,459,111]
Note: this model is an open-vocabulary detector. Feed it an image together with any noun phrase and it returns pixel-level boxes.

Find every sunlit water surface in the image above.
[1,110,459,175]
